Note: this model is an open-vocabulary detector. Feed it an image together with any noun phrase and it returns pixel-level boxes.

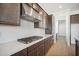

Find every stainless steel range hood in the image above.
[21,14,41,22]
[21,3,41,22]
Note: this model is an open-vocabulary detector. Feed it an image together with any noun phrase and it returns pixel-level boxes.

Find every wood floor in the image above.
[46,36,75,56]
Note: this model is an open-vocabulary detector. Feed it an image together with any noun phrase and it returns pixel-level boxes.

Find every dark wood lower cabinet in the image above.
[27,40,45,56]
[44,36,53,55]
[11,36,54,56]
[76,40,79,56]
[44,38,50,54]
[37,41,44,56]
[27,48,37,56]
[27,42,38,56]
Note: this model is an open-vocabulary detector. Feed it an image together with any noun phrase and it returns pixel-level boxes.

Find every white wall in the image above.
[0,19,45,44]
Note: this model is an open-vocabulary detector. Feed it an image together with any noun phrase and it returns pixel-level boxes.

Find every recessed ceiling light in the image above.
[59,5,63,8]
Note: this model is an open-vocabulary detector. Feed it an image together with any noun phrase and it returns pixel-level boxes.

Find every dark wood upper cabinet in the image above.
[0,3,20,26]
[26,3,33,7]
[70,14,79,24]
[33,4,39,13]
[45,15,52,34]
[26,3,39,13]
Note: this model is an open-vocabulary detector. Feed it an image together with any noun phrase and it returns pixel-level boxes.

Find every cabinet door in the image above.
[22,4,31,16]
[44,36,54,55]
[37,44,44,56]
[76,40,79,56]
[39,9,44,28]
[70,14,79,24]
[49,36,53,47]
[33,4,39,13]
[32,9,39,19]
[27,48,37,56]
[11,48,27,56]
[45,15,52,34]
[27,40,45,56]
[37,40,44,56]
[27,3,33,7]
[0,3,20,25]
[44,38,50,55]
[27,43,38,56]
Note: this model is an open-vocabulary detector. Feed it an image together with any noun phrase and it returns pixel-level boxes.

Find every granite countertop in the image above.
[0,35,53,56]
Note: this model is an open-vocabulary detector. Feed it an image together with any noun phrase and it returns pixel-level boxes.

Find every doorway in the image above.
[57,20,66,40]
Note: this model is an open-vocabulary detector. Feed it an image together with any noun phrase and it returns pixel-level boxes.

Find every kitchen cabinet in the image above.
[70,14,79,24]
[44,38,50,54]
[32,9,39,19]
[27,3,33,7]
[76,40,79,56]
[44,36,53,55]
[36,9,46,28]
[33,4,39,13]
[11,48,27,56]
[27,3,39,13]
[45,15,52,34]
[37,40,45,56]
[27,42,38,56]
[0,3,20,25]
[37,44,45,56]
[22,4,31,16]
[27,39,45,56]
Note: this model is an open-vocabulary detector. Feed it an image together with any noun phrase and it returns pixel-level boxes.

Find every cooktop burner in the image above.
[18,36,43,44]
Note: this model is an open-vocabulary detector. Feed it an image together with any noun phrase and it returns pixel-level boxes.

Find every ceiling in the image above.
[39,3,79,14]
